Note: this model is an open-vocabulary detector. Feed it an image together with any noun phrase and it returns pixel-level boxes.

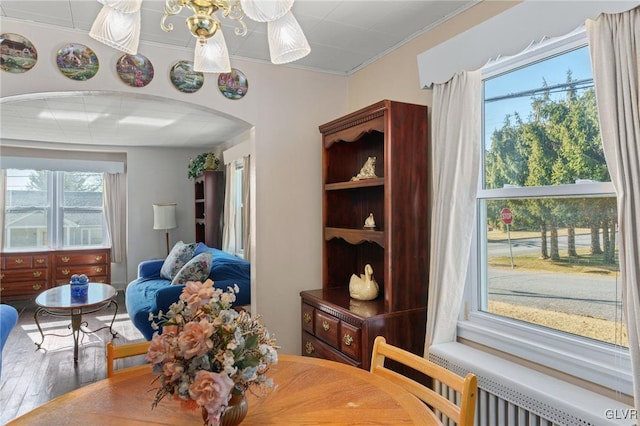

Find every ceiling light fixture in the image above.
[90,0,310,74]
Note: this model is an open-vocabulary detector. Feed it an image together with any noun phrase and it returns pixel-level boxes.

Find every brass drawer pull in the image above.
[35,258,45,264]
[32,284,42,290]
[61,268,71,275]
[61,256,70,263]
[305,341,315,354]
[95,255,103,261]
[0,287,3,292]
[343,334,354,346]
[33,271,42,277]
[303,312,311,324]
[322,321,330,332]
[95,267,103,273]
[0,273,4,280]
[14,259,24,264]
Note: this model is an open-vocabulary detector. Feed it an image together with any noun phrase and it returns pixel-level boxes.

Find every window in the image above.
[459,31,631,394]
[4,169,108,250]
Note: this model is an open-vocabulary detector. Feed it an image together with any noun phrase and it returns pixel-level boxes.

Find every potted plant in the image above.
[188,153,221,180]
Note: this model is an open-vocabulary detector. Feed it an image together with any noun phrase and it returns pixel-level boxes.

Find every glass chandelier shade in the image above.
[98,0,143,14]
[268,10,310,64]
[89,4,141,54]
[240,0,293,22]
[194,30,231,73]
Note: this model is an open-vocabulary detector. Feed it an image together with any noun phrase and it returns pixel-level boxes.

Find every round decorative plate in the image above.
[0,33,38,73]
[218,68,248,100]
[56,43,99,81]
[116,53,154,87]
[169,60,204,93]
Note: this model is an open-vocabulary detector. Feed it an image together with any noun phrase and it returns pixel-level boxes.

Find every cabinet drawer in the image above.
[3,254,33,269]
[339,322,362,361]
[314,311,340,348]
[1,281,47,297]
[1,268,48,282]
[302,332,359,367]
[55,252,108,265]
[301,303,314,334]
[55,264,108,279]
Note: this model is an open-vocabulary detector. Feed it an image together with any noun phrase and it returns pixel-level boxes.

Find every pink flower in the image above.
[146,333,171,364]
[189,371,234,426]
[162,361,184,383]
[180,280,216,309]
[178,319,214,359]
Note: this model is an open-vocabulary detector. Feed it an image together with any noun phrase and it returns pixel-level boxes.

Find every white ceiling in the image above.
[0,0,477,148]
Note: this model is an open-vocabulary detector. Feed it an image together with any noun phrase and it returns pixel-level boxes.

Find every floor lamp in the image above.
[153,203,177,255]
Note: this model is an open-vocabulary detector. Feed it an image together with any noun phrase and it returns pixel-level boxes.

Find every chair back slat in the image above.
[106,341,151,378]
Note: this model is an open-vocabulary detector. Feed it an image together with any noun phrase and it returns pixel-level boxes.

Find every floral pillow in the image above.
[171,252,213,285]
[160,241,198,280]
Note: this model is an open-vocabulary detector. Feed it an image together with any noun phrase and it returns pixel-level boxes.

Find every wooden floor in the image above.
[0,291,146,424]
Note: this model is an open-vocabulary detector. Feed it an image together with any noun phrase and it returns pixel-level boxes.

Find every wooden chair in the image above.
[370,336,477,426]
[106,341,151,378]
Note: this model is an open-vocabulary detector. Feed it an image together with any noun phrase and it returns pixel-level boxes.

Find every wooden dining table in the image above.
[7,354,435,425]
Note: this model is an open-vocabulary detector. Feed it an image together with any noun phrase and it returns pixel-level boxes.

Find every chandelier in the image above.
[89,0,310,73]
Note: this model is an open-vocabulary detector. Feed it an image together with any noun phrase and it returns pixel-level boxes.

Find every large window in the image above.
[460,32,630,393]
[4,169,108,250]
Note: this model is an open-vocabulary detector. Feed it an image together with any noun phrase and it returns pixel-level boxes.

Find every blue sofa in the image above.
[125,243,250,340]
[1,304,19,377]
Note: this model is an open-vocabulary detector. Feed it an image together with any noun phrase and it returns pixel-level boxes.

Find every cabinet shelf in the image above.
[325,227,385,247]
[325,178,384,191]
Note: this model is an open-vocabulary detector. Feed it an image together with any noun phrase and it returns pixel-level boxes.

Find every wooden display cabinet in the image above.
[194,171,225,249]
[301,100,429,370]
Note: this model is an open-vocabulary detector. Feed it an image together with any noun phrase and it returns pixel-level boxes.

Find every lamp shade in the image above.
[267,10,310,64]
[153,203,177,230]
[89,4,141,54]
[194,30,231,73]
[240,0,294,22]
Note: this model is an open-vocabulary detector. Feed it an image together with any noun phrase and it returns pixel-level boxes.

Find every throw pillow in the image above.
[160,241,198,280]
[171,252,213,285]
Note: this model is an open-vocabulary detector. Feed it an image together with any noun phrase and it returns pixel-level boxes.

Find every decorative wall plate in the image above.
[218,68,248,99]
[56,43,99,81]
[0,33,38,73]
[116,53,154,87]
[169,60,204,93]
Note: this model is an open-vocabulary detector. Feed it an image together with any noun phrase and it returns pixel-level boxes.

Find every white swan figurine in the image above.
[349,264,379,301]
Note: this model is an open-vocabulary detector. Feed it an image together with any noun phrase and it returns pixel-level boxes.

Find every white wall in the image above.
[0,18,348,355]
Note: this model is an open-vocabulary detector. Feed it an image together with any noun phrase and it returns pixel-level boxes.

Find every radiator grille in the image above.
[429,353,603,426]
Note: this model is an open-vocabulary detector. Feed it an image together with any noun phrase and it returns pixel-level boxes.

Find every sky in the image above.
[483,45,594,147]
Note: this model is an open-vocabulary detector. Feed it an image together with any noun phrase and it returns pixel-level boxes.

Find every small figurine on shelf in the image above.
[350,156,378,181]
[363,213,376,229]
[349,264,379,301]
[70,274,89,301]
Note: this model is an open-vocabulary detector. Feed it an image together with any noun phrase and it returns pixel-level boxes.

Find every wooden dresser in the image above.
[0,248,111,301]
[301,100,429,370]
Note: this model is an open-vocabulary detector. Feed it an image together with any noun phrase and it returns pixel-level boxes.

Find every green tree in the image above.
[27,171,102,192]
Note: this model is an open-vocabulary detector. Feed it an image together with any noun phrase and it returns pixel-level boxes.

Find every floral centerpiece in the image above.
[146,280,278,426]
[188,152,221,179]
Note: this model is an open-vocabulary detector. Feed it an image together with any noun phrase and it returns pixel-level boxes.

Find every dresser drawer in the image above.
[301,303,314,334]
[55,264,108,280]
[314,310,340,348]
[339,321,362,361]
[2,268,48,282]
[55,252,108,265]
[1,281,47,297]
[3,254,34,269]
[302,332,359,367]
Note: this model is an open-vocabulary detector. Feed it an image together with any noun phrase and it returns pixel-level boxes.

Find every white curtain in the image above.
[425,70,482,351]
[242,155,251,261]
[103,172,126,263]
[222,162,237,254]
[0,170,5,249]
[586,5,640,413]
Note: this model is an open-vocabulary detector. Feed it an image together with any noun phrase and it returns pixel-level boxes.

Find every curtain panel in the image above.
[425,70,482,351]
[586,5,640,413]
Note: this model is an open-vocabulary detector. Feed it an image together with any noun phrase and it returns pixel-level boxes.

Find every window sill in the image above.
[457,312,633,397]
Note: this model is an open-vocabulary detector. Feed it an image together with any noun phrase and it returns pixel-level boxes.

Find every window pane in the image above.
[483,46,610,189]
[4,169,49,250]
[481,197,627,347]
[62,172,105,247]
